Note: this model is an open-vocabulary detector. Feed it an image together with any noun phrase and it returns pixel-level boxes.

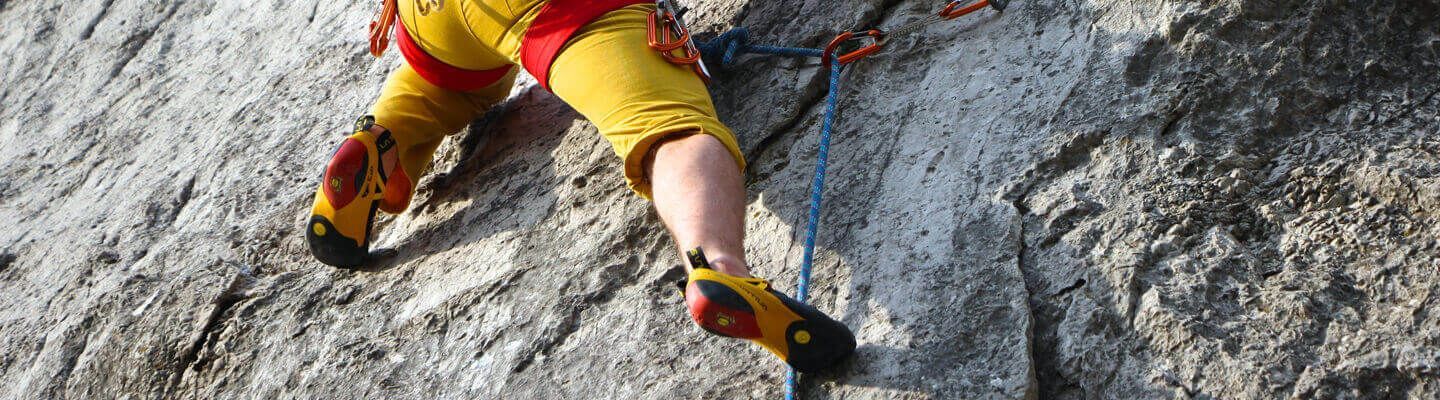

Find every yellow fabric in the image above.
[377,0,744,200]
[547,5,743,197]
[395,0,537,70]
[371,63,515,182]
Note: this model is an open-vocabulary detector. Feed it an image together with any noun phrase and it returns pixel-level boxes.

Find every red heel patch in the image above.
[686,280,761,338]
[322,138,368,209]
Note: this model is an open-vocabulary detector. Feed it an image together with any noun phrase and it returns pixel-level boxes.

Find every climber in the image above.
[303,0,855,373]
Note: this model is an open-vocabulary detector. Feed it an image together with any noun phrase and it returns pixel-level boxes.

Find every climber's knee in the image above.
[620,124,745,200]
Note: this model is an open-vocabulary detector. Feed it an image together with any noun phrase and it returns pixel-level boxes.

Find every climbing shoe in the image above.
[679,248,856,373]
[306,116,410,267]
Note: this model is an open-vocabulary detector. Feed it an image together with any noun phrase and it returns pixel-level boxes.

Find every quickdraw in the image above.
[660,1,1004,80]
[940,0,1007,19]
[647,0,712,82]
[368,0,399,57]
[822,0,1008,67]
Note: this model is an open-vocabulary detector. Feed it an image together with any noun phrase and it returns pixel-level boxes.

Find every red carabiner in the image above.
[822,29,886,67]
[939,0,1006,19]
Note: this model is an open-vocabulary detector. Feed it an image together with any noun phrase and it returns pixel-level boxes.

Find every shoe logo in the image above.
[738,285,769,312]
[312,222,327,236]
[375,133,395,153]
[329,177,343,193]
[794,330,811,344]
[417,0,443,15]
[715,314,733,327]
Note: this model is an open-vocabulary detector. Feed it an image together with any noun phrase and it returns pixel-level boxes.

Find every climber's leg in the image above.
[645,133,751,277]
[543,4,855,372]
[306,64,513,267]
[368,64,516,212]
[543,5,748,270]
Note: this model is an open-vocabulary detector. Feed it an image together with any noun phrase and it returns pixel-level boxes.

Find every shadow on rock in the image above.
[360,87,578,271]
[730,77,1036,398]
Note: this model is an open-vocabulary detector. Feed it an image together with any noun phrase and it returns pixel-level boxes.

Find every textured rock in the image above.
[0,0,1436,398]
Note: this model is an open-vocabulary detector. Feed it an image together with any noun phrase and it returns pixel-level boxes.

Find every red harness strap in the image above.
[395,18,514,92]
[521,0,651,91]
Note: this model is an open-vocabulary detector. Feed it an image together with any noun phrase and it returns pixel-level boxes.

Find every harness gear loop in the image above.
[647,0,711,83]
[939,0,1007,19]
[368,0,399,57]
[822,29,886,67]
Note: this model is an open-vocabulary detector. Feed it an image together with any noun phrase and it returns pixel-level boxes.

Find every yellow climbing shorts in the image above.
[371,1,744,199]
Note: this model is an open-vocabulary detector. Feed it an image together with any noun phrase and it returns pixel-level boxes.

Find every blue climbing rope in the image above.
[795,61,843,306]
[696,28,826,66]
[784,61,845,400]
[697,28,845,400]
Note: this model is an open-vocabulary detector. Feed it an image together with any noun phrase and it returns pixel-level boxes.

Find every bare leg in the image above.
[646,133,752,278]
[648,133,856,372]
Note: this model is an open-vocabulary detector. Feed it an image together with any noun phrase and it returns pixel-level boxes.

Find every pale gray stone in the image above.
[0,0,1435,399]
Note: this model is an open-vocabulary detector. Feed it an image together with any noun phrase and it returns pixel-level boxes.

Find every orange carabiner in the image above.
[646,3,710,83]
[647,10,702,64]
[822,29,886,67]
[939,0,1007,19]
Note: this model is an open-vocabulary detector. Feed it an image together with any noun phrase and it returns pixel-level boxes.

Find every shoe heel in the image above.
[685,280,761,339]
[306,214,370,267]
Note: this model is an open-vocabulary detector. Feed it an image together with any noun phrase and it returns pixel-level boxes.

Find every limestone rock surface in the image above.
[0,0,1436,398]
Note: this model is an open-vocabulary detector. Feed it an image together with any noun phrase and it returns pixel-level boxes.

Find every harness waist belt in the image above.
[395,18,514,92]
[395,0,649,93]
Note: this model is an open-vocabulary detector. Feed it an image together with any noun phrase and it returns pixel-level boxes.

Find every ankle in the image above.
[367,124,403,178]
[705,254,752,278]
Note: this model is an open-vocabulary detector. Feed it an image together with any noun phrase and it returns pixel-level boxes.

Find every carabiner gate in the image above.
[822,29,886,67]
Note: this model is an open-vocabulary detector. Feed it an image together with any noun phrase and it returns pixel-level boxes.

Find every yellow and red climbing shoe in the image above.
[306,116,408,267]
[680,248,856,373]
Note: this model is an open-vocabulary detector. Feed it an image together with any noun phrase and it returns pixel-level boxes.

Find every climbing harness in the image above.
[393,16,516,92]
[674,1,1008,398]
[367,0,652,91]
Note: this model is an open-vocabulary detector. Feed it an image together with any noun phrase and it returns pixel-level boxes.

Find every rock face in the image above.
[1,0,1436,398]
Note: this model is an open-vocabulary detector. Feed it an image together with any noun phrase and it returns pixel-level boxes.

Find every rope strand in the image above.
[784,60,845,400]
[696,28,846,400]
[696,28,826,66]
